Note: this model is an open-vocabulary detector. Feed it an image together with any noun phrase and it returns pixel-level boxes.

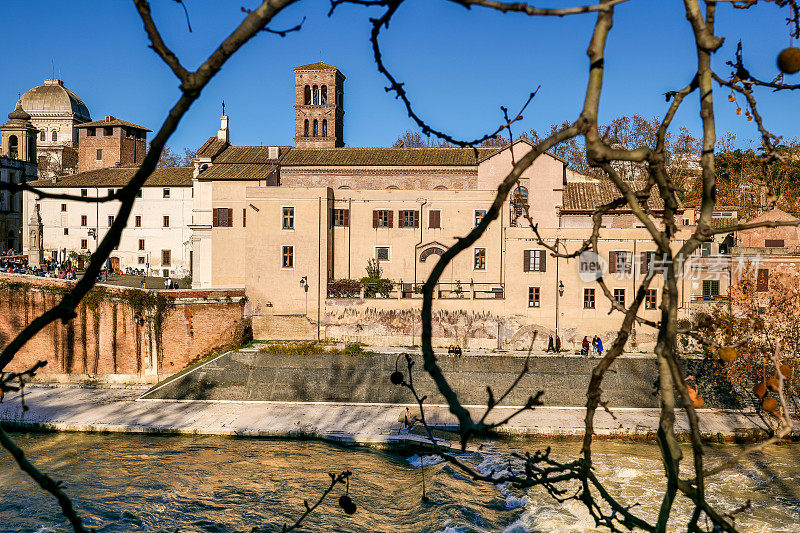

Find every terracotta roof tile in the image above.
[281,147,497,167]
[562,182,681,212]
[28,167,192,188]
[213,145,289,164]
[196,137,229,159]
[75,116,151,132]
[294,61,339,71]
[197,163,278,181]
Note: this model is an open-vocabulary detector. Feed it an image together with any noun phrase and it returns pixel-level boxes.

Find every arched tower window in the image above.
[304,85,311,105]
[313,120,319,137]
[8,135,18,158]
[39,131,45,141]
[51,130,57,142]
[303,119,309,137]
[322,119,328,137]
[312,85,319,105]
[321,86,328,105]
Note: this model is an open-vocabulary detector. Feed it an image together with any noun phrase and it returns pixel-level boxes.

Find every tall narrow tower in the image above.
[293,62,345,148]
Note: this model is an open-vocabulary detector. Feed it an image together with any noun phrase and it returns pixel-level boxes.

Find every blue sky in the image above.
[3,0,798,154]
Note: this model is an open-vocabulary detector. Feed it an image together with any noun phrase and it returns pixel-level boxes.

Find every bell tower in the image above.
[1,100,38,162]
[293,62,345,148]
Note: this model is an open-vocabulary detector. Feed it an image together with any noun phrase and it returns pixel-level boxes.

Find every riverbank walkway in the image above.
[0,385,789,449]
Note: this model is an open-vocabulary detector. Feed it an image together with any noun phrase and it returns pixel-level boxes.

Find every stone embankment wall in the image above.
[0,274,247,382]
[253,299,659,352]
[145,351,749,410]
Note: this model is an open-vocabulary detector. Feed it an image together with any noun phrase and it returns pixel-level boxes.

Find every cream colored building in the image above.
[23,167,193,276]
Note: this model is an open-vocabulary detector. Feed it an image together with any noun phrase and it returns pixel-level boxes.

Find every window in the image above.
[756,269,769,292]
[81,189,88,197]
[163,215,170,227]
[524,250,547,272]
[135,215,141,227]
[765,239,785,248]
[322,119,328,137]
[312,85,319,105]
[52,131,57,142]
[428,210,441,229]
[608,251,631,274]
[81,239,87,249]
[96,149,102,160]
[321,85,328,105]
[104,127,113,136]
[61,203,67,212]
[138,239,145,251]
[332,208,349,227]
[474,248,486,270]
[39,131,45,141]
[282,245,294,268]
[243,208,246,228]
[282,207,295,229]
[474,209,487,227]
[399,210,419,228]
[584,288,596,309]
[63,228,68,235]
[528,287,540,308]
[376,247,390,261]
[80,215,87,226]
[304,85,311,105]
[161,250,171,267]
[703,279,720,297]
[373,209,392,228]
[304,119,309,137]
[212,208,233,227]
[700,242,712,256]
[108,215,114,226]
[313,119,318,137]
[163,188,170,198]
[645,289,657,309]
[614,288,626,306]
[682,218,690,226]
[87,127,96,137]
[138,256,145,264]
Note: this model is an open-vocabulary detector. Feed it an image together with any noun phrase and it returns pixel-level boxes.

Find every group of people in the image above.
[0,256,79,280]
[164,277,180,290]
[581,335,604,356]
[447,345,463,356]
[545,335,562,353]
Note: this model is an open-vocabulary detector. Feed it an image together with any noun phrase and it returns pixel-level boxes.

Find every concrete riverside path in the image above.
[0,385,790,449]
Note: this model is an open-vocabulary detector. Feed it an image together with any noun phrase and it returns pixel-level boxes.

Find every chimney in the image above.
[268,146,280,159]
[217,115,229,142]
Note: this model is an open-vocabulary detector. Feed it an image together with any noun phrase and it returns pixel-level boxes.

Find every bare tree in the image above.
[2,0,800,531]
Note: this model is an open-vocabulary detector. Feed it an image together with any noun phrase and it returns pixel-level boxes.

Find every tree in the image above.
[155,144,197,167]
[392,129,452,147]
[2,1,800,532]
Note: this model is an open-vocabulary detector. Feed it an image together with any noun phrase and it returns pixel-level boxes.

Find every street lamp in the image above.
[300,276,309,316]
[558,281,565,297]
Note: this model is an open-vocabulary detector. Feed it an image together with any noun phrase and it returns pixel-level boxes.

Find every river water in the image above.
[1,433,798,532]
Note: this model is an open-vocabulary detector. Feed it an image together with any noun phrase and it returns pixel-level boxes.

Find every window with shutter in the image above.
[523,250,531,272]
[373,210,379,228]
[429,210,441,229]
[332,209,349,227]
[608,251,617,274]
[212,208,219,227]
[374,210,390,228]
[413,210,420,228]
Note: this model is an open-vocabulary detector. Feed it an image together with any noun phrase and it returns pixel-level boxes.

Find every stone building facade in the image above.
[18,78,91,177]
[1,101,39,253]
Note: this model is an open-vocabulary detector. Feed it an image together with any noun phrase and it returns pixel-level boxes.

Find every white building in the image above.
[23,167,193,277]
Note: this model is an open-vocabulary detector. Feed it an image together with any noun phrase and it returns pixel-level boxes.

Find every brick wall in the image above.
[0,275,246,382]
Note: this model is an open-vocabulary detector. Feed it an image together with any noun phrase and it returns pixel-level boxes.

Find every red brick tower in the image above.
[75,116,150,173]
[293,62,345,148]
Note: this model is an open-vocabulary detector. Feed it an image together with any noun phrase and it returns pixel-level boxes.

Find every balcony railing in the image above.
[327,280,505,300]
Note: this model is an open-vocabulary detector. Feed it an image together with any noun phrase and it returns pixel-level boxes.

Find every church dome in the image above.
[19,79,91,120]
